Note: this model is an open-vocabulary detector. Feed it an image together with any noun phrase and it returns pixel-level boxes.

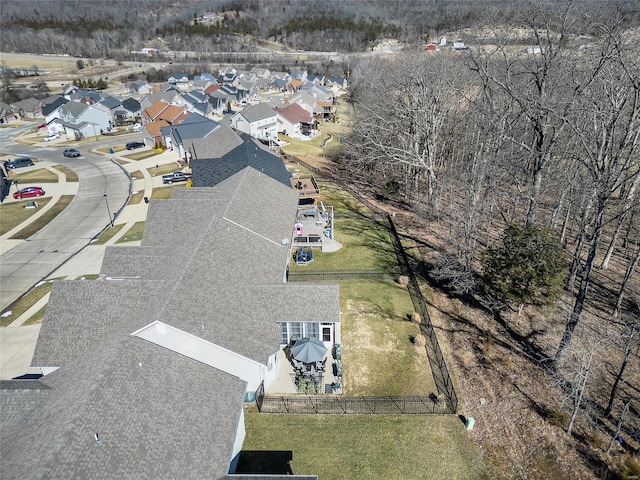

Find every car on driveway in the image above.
[126,141,145,150]
[13,187,45,200]
[44,133,60,142]
[63,148,81,157]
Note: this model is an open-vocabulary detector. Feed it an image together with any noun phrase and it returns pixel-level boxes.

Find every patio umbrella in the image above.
[290,337,327,364]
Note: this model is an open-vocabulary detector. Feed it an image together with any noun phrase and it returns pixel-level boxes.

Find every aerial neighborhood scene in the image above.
[1,0,640,478]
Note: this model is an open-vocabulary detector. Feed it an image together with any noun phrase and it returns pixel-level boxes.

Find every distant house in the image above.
[167,73,190,90]
[426,43,438,52]
[290,69,308,81]
[0,102,17,124]
[193,73,217,91]
[121,97,142,119]
[41,97,69,124]
[48,101,112,138]
[274,102,314,138]
[11,97,42,119]
[326,76,349,90]
[230,103,277,141]
[160,114,219,161]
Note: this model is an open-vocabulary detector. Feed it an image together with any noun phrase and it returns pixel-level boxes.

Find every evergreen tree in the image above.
[482,223,566,312]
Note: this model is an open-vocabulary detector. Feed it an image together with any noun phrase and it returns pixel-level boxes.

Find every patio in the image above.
[267,345,343,395]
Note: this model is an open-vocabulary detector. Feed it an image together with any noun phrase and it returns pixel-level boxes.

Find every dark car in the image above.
[63,148,81,157]
[5,157,34,169]
[126,141,145,150]
[13,186,45,199]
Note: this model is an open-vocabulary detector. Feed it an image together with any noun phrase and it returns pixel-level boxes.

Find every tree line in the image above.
[334,0,640,471]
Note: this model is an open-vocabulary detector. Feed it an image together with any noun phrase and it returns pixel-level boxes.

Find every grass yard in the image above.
[149,163,183,177]
[115,221,145,243]
[91,223,126,245]
[151,185,185,199]
[289,218,397,272]
[123,149,162,161]
[239,406,483,480]
[128,190,145,204]
[54,165,79,182]
[8,169,58,183]
[0,197,53,235]
[10,196,74,239]
[340,279,436,396]
[0,281,53,327]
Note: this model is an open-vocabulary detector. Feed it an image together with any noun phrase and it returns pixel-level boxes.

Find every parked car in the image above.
[162,171,192,185]
[126,141,145,150]
[13,187,45,200]
[4,157,34,169]
[43,133,60,142]
[63,148,81,157]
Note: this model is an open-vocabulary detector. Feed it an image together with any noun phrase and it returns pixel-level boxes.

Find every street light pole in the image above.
[104,194,114,228]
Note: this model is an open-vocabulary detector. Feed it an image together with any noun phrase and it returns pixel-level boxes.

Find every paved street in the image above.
[1,126,182,379]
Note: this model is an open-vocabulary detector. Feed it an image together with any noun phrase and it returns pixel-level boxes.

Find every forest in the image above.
[333,2,640,477]
[1,0,640,478]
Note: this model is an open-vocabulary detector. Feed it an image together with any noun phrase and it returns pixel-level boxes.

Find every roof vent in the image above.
[94,433,102,445]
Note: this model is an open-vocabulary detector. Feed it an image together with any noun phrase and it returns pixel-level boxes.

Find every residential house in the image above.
[2,158,335,478]
[306,74,325,86]
[98,95,123,118]
[230,103,277,141]
[117,97,142,123]
[167,73,190,90]
[0,102,17,124]
[193,73,217,91]
[274,102,314,138]
[68,89,102,104]
[249,66,271,78]
[160,114,219,162]
[126,80,152,95]
[139,90,178,110]
[142,101,191,147]
[326,76,349,90]
[48,101,112,139]
[184,124,243,160]
[290,69,308,82]
[41,97,69,124]
[11,97,41,119]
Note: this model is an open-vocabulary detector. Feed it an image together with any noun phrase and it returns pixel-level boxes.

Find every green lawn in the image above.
[9,196,74,239]
[9,169,58,183]
[116,221,145,243]
[0,281,53,327]
[91,223,126,245]
[0,198,53,235]
[123,149,162,161]
[340,279,435,396]
[240,407,483,480]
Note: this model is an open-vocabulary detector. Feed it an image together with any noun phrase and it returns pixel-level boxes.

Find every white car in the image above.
[43,133,60,142]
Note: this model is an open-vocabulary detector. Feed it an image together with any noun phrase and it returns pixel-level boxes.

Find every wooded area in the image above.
[334,2,640,477]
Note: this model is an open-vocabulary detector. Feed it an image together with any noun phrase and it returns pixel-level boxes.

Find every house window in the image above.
[289,322,303,341]
[322,323,332,342]
[279,323,288,345]
[305,322,319,340]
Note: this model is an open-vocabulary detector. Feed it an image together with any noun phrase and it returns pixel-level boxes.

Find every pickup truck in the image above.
[162,171,192,185]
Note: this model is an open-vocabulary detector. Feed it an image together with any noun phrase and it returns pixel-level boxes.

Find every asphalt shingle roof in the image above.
[192,138,292,189]
[3,337,246,480]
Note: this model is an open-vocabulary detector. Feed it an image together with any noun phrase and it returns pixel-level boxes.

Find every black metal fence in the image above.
[257,391,452,415]
[278,154,459,414]
[288,269,396,282]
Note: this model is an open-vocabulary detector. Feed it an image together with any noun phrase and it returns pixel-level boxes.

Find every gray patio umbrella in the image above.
[290,337,327,364]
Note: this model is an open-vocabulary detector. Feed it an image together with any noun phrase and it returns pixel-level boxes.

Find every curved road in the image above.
[0,132,131,312]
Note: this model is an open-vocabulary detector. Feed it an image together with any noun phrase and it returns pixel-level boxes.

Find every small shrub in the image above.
[545,408,569,429]
[618,455,640,480]
[397,275,409,286]
[586,430,605,450]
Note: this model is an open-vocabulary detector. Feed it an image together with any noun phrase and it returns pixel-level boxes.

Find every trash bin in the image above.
[109,148,114,154]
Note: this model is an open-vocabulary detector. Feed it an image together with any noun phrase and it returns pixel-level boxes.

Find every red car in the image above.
[13,187,45,200]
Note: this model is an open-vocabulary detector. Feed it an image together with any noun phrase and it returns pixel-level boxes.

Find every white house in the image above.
[230,102,278,141]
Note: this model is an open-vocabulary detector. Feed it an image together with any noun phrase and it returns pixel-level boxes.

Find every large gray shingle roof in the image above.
[3,336,246,480]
